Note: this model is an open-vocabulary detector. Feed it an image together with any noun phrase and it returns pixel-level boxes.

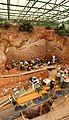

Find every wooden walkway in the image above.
[0,65,57,78]
[0,85,60,110]
[16,86,60,105]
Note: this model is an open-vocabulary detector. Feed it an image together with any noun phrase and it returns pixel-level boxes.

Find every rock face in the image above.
[40,29,69,64]
[0,50,7,69]
[0,26,69,66]
[6,39,46,64]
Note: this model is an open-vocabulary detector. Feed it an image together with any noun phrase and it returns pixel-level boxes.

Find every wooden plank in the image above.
[16,85,60,104]
[0,65,56,78]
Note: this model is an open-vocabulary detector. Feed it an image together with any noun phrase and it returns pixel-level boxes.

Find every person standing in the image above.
[49,80,55,97]
[37,83,42,97]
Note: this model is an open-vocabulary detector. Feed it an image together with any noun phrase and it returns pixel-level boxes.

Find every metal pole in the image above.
[7,0,10,22]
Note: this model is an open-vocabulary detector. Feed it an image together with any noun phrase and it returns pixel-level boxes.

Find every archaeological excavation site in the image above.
[0,0,69,120]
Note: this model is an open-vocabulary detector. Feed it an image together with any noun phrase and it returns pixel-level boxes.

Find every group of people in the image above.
[11,58,42,71]
[30,66,69,98]
[37,79,55,98]
[9,55,59,71]
[29,76,55,98]
[44,55,59,65]
[56,66,69,90]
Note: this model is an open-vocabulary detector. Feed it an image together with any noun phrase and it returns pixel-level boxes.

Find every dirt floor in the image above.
[0,66,49,97]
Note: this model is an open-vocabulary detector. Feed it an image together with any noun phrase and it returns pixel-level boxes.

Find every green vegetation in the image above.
[0,18,10,29]
[33,20,59,29]
[55,23,69,36]
[2,21,10,29]
[0,18,69,36]
[19,19,33,32]
[0,18,5,27]
[33,20,69,36]
[64,20,69,24]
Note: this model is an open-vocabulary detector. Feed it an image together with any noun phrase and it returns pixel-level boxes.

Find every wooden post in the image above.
[20,110,25,120]
[39,103,43,115]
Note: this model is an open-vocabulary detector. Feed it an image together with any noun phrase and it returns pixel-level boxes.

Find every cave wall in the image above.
[6,39,46,64]
[0,26,69,68]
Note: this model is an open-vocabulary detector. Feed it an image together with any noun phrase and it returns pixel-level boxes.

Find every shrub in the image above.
[0,21,10,29]
[45,25,51,30]
[0,22,2,28]
[55,23,69,36]
[19,20,33,32]
[2,21,10,29]
[57,29,67,36]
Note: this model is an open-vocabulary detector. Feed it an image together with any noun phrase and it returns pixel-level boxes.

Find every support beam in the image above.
[35,0,68,19]
[7,0,10,21]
